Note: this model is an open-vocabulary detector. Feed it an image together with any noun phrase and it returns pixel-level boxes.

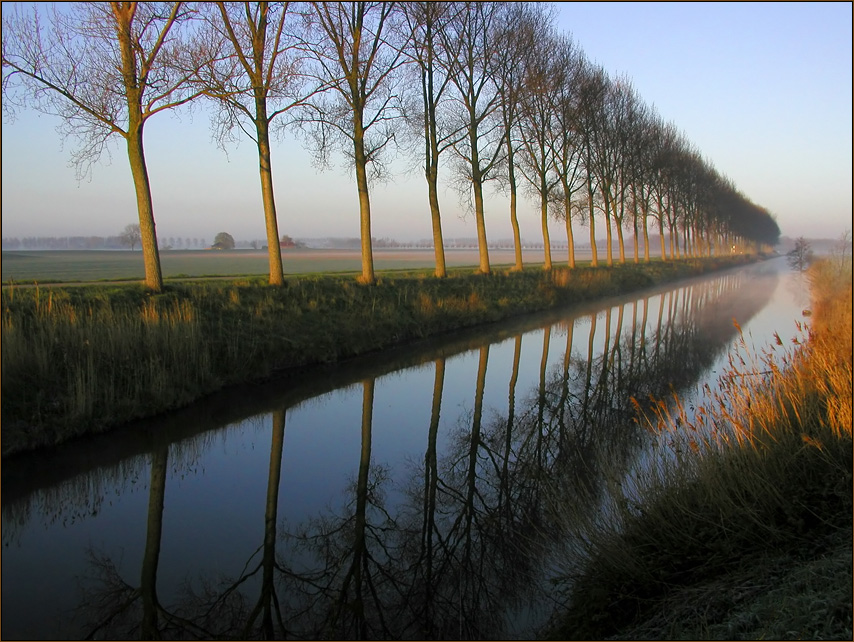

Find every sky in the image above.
[1,1,852,245]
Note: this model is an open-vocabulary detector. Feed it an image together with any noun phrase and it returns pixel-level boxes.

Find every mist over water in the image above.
[1,258,805,640]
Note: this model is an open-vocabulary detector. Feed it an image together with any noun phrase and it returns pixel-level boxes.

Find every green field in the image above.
[1,248,568,284]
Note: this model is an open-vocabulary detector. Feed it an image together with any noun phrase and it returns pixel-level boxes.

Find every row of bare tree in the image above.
[2,2,781,292]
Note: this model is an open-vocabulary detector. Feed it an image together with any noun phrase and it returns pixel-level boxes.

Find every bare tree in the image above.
[439,1,507,275]
[788,237,814,272]
[549,36,587,268]
[492,3,546,271]
[625,105,661,263]
[2,2,208,292]
[120,223,142,251]
[516,12,562,271]
[648,120,681,261]
[587,73,635,266]
[300,1,406,285]
[401,1,465,278]
[576,61,610,267]
[194,2,320,286]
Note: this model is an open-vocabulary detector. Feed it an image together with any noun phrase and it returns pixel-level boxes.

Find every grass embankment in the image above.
[545,256,852,640]
[1,256,752,458]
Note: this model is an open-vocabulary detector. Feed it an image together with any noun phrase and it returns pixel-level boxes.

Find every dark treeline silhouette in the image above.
[0,266,781,639]
[2,236,212,250]
[3,2,781,291]
[2,236,127,251]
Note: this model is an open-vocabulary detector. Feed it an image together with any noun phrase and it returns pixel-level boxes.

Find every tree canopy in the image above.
[214,231,236,250]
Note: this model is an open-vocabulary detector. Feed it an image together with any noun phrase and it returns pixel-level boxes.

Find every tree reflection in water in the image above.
[60,269,778,640]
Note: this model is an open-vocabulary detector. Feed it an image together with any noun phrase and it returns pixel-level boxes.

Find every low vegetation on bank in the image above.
[545,255,852,640]
[1,256,755,458]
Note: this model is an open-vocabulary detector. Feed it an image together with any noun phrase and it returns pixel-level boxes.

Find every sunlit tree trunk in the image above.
[563,196,576,268]
[643,205,651,262]
[125,125,164,292]
[508,154,524,271]
[587,179,598,267]
[632,191,640,264]
[426,164,447,278]
[540,175,553,270]
[470,152,491,275]
[255,103,286,285]
[353,113,376,284]
[616,199,627,264]
[603,188,614,267]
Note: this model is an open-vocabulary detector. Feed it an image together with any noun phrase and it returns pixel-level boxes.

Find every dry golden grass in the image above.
[547,255,852,640]
[3,258,753,457]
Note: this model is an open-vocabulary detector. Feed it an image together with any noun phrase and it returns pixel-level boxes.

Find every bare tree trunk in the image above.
[426,168,447,277]
[473,181,490,274]
[667,215,679,259]
[616,197,627,264]
[642,208,651,262]
[604,191,614,267]
[540,177,552,270]
[470,133,491,274]
[508,159,523,271]
[564,197,576,268]
[631,192,640,264]
[126,127,164,292]
[255,104,285,286]
[588,181,598,267]
[353,115,376,285]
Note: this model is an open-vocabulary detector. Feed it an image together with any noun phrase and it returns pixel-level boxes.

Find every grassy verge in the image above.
[2,256,754,458]
[544,255,852,640]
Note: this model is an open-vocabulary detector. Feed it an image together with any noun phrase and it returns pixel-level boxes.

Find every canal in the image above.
[1,257,809,639]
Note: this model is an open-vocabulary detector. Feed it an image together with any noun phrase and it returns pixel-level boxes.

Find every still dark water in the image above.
[2,258,808,640]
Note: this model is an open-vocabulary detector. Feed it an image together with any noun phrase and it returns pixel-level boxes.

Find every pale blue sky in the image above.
[2,2,851,244]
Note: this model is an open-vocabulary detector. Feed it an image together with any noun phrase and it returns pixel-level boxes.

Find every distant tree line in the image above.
[2,236,127,251]
[2,236,209,251]
[2,2,781,292]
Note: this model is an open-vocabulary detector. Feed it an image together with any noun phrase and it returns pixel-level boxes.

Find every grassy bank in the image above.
[1,256,755,458]
[544,255,852,640]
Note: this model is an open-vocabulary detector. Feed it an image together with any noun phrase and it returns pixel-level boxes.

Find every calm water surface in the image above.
[1,257,809,639]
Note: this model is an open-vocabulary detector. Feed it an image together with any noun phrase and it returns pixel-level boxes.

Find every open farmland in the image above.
[0,248,590,284]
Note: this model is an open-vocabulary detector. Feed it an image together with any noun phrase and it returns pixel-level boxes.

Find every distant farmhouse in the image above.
[279,235,297,249]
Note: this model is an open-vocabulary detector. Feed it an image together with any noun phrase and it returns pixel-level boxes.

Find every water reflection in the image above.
[2,261,790,640]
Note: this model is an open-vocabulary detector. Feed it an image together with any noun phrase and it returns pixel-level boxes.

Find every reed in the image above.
[546,255,852,640]
[1,256,754,457]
